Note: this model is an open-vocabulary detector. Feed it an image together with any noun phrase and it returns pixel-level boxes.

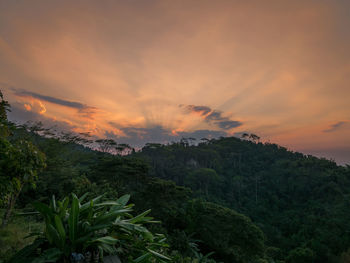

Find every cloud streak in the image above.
[14,90,92,110]
[13,89,97,119]
[184,105,243,130]
[323,121,348,133]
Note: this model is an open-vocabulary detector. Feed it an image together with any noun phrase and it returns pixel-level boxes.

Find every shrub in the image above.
[9,193,170,263]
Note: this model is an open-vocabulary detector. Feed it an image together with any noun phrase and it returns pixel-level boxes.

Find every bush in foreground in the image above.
[9,193,170,263]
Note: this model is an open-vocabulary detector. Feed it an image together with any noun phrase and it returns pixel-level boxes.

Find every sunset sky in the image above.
[0,0,349,164]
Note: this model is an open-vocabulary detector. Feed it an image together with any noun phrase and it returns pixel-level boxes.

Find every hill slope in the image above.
[8,130,350,262]
[135,137,350,262]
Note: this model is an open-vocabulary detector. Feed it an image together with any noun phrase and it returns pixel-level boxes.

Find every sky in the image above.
[0,0,349,164]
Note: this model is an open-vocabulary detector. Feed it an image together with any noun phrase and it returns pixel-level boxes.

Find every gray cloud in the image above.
[205,110,222,121]
[13,89,97,119]
[217,120,242,129]
[108,122,227,147]
[121,125,171,142]
[8,102,76,131]
[177,129,226,139]
[106,125,171,146]
[186,105,212,115]
[323,121,348,133]
[15,90,87,109]
[184,105,243,130]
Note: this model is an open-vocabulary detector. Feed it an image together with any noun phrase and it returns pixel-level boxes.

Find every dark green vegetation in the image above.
[10,194,170,263]
[1,91,350,262]
[135,138,350,262]
[7,134,264,263]
[0,91,45,228]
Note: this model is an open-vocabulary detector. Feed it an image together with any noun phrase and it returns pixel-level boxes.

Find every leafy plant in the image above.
[9,193,170,263]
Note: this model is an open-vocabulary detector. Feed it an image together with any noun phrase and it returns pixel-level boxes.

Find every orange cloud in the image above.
[1,0,350,163]
[21,99,46,115]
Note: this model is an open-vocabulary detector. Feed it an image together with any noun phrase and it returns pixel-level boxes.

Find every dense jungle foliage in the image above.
[135,138,350,262]
[1,91,350,262]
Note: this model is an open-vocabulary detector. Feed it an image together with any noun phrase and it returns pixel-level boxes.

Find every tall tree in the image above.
[0,91,46,227]
[0,90,10,137]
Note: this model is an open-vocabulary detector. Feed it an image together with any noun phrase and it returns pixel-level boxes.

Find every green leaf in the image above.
[117,194,130,206]
[133,252,152,263]
[128,209,152,224]
[87,200,94,221]
[95,209,131,224]
[90,236,119,245]
[147,249,171,261]
[95,201,125,207]
[97,243,117,254]
[54,215,66,245]
[47,223,61,249]
[51,195,57,213]
[79,192,89,203]
[68,194,79,244]
[80,194,104,211]
[71,193,80,205]
[60,197,69,218]
[32,201,54,221]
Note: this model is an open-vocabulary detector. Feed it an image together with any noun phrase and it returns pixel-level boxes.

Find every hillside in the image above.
[135,137,350,262]
[2,128,350,262]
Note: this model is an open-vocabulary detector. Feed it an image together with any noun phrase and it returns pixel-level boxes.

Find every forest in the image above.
[1,90,350,263]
